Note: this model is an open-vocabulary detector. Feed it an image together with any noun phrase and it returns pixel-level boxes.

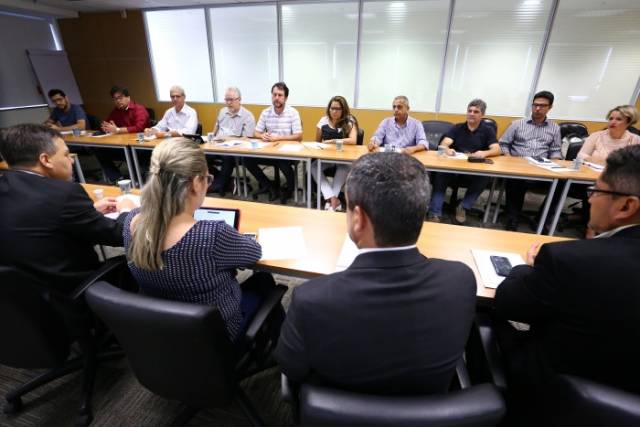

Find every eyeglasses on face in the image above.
[586,186,639,198]
[532,103,550,109]
[224,97,239,102]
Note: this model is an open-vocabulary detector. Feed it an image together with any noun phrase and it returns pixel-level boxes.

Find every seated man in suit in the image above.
[495,145,640,400]
[0,124,135,295]
[275,152,477,394]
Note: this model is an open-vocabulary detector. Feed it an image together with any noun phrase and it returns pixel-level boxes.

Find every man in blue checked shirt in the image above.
[368,96,428,155]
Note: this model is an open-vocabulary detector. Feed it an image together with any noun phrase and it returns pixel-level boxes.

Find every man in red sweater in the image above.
[96,86,150,182]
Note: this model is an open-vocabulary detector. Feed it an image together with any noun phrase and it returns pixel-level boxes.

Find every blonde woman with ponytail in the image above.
[123,138,277,341]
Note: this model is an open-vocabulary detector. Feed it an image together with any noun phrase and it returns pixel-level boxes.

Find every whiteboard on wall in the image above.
[27,49,83,107]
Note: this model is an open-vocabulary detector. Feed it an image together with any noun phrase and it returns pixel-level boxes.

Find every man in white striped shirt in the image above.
[245,82,303,204]
[499,90,562,231]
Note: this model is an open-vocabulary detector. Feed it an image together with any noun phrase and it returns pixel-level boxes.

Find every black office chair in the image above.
[195,123,203,135]
[356,127,364,145]
[543,375,640,427]
[422,120,454,150]
[0,257,127,426]
[281,359,506,427]
[85,280,287,426]
[146,108,157,127]
[629,126,640,136]
[85,114,102,131]
[559,122,589,139]
[482,117,498,134]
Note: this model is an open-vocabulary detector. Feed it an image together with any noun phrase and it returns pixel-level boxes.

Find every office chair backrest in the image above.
[298,382,505,427]
[85,281,237,409]
[196,123,203,135]
[482,117,498,134]
[356,127,364,145]
[564,137,585,161]
[86,114,102,131]
[547,375,640,427]
[422,120,454,150]
[559,122,589,139]
[0,267,71,368]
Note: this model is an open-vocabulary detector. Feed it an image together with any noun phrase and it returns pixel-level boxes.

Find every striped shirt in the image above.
[123,210,262,340]
[215,106,256,137]
[255,105,302,136]
[499,117,562,158]
[372,116,428,149]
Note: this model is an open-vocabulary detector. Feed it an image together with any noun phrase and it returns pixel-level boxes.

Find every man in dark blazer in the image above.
[495,145,640,395]
[0,124,135,295]
[275,152,477,395]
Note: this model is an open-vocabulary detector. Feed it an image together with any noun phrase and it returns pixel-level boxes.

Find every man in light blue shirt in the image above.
[369,96,428,155]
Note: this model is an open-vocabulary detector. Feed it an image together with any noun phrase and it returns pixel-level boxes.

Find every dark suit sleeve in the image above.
[274,287,311,381]
[60,184,124,247]
[495,244,559,323]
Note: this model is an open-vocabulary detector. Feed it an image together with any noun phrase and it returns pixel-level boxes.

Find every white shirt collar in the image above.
[595,224,639,239]
[358,244,417,255]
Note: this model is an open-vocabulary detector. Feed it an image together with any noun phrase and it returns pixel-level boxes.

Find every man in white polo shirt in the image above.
[144,85,198,138]
[245,82,303,204]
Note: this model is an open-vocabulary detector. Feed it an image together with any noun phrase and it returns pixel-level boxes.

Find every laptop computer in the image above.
[193,206,240,229]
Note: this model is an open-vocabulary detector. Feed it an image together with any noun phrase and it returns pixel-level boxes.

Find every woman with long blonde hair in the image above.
[124,138,275,341]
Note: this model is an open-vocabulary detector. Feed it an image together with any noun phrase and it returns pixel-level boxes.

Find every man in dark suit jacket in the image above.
[0,124,135,295]
[275,152,477,395]
[495,145,640,394]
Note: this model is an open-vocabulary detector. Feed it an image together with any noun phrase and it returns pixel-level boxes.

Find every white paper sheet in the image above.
[302,142,330,150]
[446,151,468,160]
[471,249,526,289]
[104,194,141,219]
[88,133,110,138]
[526,156,571,172]
[218,139,247,148]
[278,144,304,152]
[583,161,604,172]
[143,135,157,141]
[258,226,307,260]
[247,139,269,149]
[335,235,359,271]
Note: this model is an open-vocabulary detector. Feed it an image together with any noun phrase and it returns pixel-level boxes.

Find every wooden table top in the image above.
[64,133,136,147]
[0,161,8,170]
[83,183,569,299]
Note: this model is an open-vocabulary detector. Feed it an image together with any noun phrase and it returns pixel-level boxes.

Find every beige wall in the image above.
[59,10,617,142]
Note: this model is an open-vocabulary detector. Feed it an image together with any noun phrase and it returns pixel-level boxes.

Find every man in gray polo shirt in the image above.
[245,82,303,204]
[210,86,256,196]
[499,90,562,231]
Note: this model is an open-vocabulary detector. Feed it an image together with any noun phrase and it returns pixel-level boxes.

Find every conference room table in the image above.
[66,133,599,235]
[84,183,568,302]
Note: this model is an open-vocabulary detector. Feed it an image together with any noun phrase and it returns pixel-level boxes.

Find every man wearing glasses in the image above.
[494,145,640,422]
[210,87,256,196]
[144,85,197,138]
[499,90,562,230]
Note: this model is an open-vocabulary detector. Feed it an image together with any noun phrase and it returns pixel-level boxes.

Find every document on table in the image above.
[335,235,359,271]
[278,144,305,152]
[104,195,141,219]
[446,151,468,160]
[88,133,110,138]
[258,226,307,260]
[143,135,157,141]
[584,161,604,172]
[471,249,526,289]
[247,139,269,149]
[218,139,247,148]
[525,157,571,172]
[302,142,330,150]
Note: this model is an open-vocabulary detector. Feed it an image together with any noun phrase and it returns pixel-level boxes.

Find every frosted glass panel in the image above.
[209,5,278,104]
[281,2,358,107]
[440,0,551,116]
[145,9,213,103]
[0,12,56,108]
[358,0,449,111]
[537,0,640,121]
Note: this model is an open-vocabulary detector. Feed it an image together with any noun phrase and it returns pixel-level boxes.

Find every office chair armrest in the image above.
[281,373,300,403]
[455,358,472,389]
[70,255,127,300]
[243,284,287,344]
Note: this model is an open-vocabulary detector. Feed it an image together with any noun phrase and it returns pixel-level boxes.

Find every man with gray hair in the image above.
[144,85,198,138]
[368,95,428,154]
[428,98,501,224]
[276,152,476,394]
[209,87,256,195]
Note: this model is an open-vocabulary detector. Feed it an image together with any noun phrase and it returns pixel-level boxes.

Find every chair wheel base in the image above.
[76,413,93,427]
[3,397,23,414]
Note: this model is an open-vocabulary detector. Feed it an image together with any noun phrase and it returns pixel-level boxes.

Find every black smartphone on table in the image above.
[490,255,513,277]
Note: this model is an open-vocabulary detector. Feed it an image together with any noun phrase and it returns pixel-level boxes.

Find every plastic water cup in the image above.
[93,188,104,200]
[136,132,144,143]
[250,140,259,149]
[207,132,215,142]
[72,128,81,137]
[336,139,344,151]
[117,179,132,194]
[572,157,583,171]
[437,146,446,157]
